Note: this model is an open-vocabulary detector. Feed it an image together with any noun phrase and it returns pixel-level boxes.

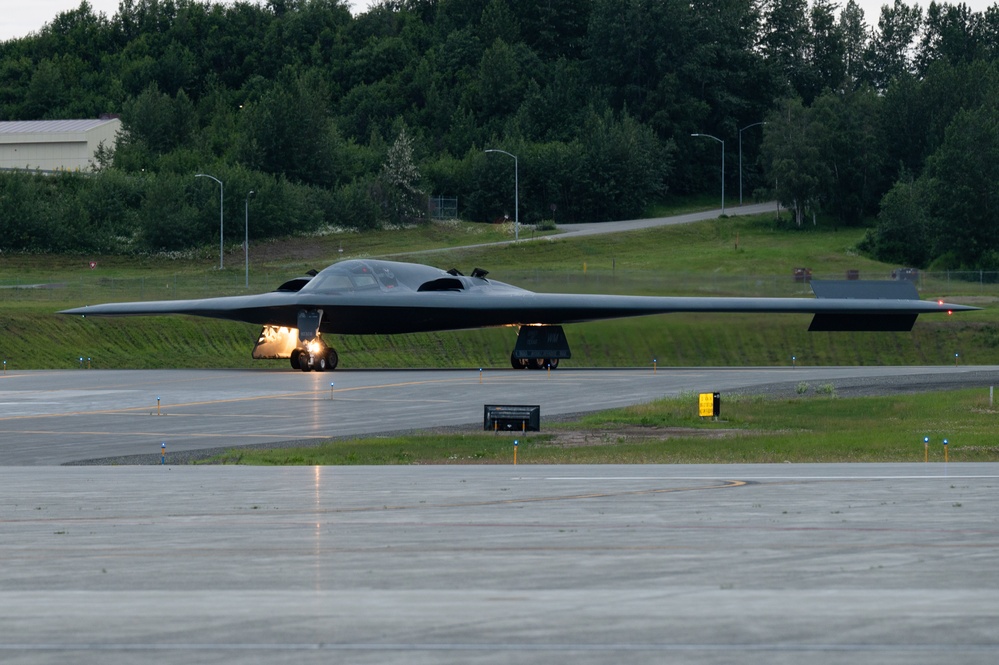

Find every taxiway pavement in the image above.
[2,463,999,664]
[1,366,998,465]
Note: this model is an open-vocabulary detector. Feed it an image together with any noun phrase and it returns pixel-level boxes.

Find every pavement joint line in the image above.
[1,642,997,652]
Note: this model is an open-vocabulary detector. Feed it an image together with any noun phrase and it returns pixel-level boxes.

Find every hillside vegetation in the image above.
[2,1,999,269]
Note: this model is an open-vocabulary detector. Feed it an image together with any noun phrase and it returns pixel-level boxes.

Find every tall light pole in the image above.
[195,173,224,269]
[738,121,765,206]
[244,190,255,288]
[691,133,724,215]
[485,148,518,241]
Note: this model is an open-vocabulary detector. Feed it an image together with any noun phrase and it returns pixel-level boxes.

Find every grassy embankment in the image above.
[1,211,996,370]
[205,387,999,464]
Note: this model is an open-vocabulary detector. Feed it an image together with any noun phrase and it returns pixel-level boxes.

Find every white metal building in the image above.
[0,117,121,172]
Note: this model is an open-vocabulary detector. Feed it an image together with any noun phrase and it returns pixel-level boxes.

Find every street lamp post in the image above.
[691,133,724,214]
[195,173,224,269]
[484,148,518,241]
[738,121,765,206]
[244,190,255,288]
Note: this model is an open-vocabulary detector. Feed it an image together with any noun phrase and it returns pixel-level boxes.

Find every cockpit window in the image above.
[302,262,387,293]
[317,273,353,291]
[352,272,378,289]
[301,259,464,293]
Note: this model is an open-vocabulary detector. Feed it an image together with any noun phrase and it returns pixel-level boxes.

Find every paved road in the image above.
[387,202,779,257]
[1,365,997,465]
[2,463,998,664]
[556,201,779,237]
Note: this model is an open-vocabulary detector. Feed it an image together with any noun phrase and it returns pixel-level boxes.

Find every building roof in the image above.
[0,118,119,135]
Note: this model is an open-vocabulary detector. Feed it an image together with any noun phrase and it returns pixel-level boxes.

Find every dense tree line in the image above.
[0,0,998,268]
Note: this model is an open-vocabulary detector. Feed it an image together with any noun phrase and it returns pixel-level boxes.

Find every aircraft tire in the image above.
[510,354,528,370]
[300,354,312,372]
[290,350,301,370]
[314,354,328,372]
[529,358,546,370]
[546,358,559,369]
[325,349,339,371]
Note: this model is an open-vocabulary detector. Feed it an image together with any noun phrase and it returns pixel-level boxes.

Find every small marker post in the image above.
[156,396,161,416]
[955,353,960,366]
[479,368,482,384]
[330,382,334,401]
[514,439,518,465]
[924,436,929,463]
[792,355,796,368]
[653,358,657,373]
[943,438,949,463]
[161,442,166,465]
[2,360,5,375]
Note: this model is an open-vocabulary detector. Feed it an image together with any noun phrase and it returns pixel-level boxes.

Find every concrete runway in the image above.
[2,366,999,465]
[4,367,999,664]
[2,463,999,664]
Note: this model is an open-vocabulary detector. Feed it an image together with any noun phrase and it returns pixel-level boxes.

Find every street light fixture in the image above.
[195,173,224,269]
[691,133,724,214]
[484,148,519,241]
[244,190,255,288]
[738,121,765,206]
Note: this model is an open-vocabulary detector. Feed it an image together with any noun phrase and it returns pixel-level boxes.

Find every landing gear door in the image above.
[297,309,323,343]
[252,326,300,359]
[512,325,571,360]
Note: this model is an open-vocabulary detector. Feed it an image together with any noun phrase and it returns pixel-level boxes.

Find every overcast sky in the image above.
[2,0,996,44]
[0,0,375,41]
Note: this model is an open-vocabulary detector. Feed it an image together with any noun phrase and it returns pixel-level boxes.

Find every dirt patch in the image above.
[542,426,745,448]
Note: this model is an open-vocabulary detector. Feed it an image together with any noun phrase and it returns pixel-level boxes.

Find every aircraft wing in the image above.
[60,275,976,334]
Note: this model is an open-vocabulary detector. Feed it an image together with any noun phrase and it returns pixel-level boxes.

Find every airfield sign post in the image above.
[699,392,720,419]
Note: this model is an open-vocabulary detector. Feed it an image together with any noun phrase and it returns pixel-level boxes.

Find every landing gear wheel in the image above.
[314,353,328,372]
[546,358,559,369]
[290,350,301,370]
[511,353,529,370]
[529,357,547,370]
[325,348,339,371]
[299,353,312,372]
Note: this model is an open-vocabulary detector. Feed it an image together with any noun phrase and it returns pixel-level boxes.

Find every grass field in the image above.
[203,387,999,465]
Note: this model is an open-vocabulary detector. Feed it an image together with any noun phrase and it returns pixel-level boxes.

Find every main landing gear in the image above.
[290,346,339,372]
[510,353,560,370]
[510,325,568,370]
